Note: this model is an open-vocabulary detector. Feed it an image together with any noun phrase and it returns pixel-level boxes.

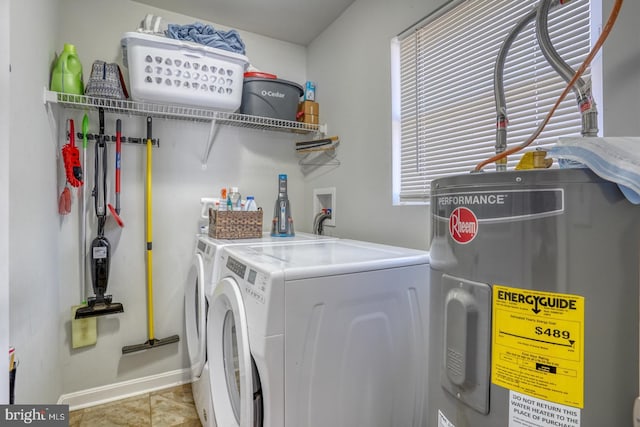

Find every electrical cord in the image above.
[474,0,624,172]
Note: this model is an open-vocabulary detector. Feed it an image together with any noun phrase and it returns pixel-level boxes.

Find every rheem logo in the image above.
[449,207,478,244]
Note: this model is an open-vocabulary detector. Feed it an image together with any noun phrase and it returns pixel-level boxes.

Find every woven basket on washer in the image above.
[208,208,263,239]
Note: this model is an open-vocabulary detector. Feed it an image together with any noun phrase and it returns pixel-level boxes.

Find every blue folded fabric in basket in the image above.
[166,22,246,55]
[548,137,640,204]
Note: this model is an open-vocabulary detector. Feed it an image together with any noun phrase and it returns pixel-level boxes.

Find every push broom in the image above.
[122,117,179,354]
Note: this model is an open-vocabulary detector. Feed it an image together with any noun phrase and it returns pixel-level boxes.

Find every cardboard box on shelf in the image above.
[298,100,319,116]
[298,113,319,125]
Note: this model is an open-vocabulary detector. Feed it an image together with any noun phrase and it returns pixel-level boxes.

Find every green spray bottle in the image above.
[51,44,84,95]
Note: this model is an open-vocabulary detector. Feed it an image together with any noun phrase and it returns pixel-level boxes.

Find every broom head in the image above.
[62,119,83,187]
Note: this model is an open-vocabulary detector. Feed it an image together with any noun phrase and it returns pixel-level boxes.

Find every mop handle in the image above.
[95,108,106,225]
[146,116,155,341]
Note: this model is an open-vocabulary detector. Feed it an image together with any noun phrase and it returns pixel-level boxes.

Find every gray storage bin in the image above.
[240,77,303,120]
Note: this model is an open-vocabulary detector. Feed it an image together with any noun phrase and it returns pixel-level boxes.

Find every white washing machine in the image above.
[185,232,337,427]
[206,239,430,427]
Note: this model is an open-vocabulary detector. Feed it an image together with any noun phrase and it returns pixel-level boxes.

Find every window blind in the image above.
[394,0,593,203]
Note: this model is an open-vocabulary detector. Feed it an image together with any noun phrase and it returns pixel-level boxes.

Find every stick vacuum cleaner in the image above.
[75,109,124,319]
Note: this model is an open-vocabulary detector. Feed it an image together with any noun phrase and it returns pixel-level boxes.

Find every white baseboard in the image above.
[58,369,191,411]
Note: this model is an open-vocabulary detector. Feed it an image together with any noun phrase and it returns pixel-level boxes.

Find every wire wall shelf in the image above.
[44,89,330,167]
[44,90,324,135]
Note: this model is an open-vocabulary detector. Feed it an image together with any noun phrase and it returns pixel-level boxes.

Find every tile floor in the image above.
[69,383,202,427]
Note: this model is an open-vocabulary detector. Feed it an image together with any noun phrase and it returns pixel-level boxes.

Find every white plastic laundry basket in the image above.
[121,32,249,110]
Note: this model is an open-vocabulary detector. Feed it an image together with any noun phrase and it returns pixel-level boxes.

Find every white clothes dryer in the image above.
[185,232,337,427]
[185,235,217,426]
[206,239,430,427]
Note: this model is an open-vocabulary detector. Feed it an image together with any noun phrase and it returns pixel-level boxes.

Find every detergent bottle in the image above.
[229,187,242,211]
[51,44,84,95]
[245,196,257,211]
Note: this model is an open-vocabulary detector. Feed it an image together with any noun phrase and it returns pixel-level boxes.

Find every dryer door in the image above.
[185,253,207,380]
[208,277,257,427]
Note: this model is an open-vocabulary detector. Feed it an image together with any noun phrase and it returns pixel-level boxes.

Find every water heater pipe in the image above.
[536,0,598,137]
[492,4,546,172]
[475,0,623,172]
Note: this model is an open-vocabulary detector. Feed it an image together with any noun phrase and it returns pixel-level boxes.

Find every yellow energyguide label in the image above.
[492,285,584,408]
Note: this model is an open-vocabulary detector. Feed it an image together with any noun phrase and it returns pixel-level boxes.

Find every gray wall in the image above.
[9,0,64,404]
[6,0,640,405]
[601,0,640,135]
[302,0,449,250]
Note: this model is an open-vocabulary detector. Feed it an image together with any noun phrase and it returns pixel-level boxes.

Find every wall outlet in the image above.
[313,187,336,227]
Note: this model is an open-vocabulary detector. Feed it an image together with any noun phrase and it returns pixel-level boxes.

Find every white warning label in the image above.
[510,391,581,427]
